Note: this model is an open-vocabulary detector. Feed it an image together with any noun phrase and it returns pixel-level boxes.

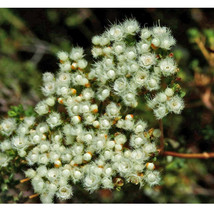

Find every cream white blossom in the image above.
[0,19,185,203]
[0,118,16,136]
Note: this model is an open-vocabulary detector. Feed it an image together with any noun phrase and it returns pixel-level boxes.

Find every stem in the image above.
[29,193,39,199]
[195,38,211,64]
[159,119,164,154]
[157,105,214,159]
[195,37,214,67]
[162,151,214,159]
[20,177,30,183]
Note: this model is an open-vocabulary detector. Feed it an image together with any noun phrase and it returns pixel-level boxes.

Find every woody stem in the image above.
[162,151,214,159]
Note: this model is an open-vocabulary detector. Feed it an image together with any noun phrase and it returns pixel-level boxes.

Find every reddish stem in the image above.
[162,151,214,159]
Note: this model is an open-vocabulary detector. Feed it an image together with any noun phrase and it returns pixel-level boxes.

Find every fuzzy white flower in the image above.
[165,88,174,97]
[56,85,70,97]
[140,28,151,39]
[123,19,140,35]
[160,35,176,50]
[82,88,95,101]
[92,35,101,45]
[59,61,71,72]
[91,47,103,58]
[0,118,16,136]
[115,133,127,145]
[144,170,161,186]
[102,177,114,189]
[99,35,110,46]
[77,59,88,69]
[40,193,54,204]
[24,116,35,127]
[159,57,177,76]
[151,37,160,47]
[115,158,132,176]
[57,51,69,62]
[113,42,126,54]
[125,47,137,60]
[167,95,184,114]
[84,174,101,192]
[143,143,156,154]
[25,169,36,178]
[107,24,124,41]
[130,134,146,148]
[36,122,49,134]
[146,77,160,91]
[137,41,150,53]
[12,136,28,149]
[17,124,29,136]
[46,112,62,129]
[122,92,137,107]
[154,104,168,120]
[45,96,55,106]
[70,47,84,61]
[134,120,147,134]
[106,102,120,118]
[97,87,111,101]
[99,117,111,130]
[37,165,48,177]
[56,185,73,200]
[42,81,55,96]
[35,101,49,115]
[57,72,71,85]
[43,72,54,82]
[0,140,11,151]
[156,92,167,103]
[152,26,168,37]
[0,152,11,167]
[139,53,156,69]
[71,116,81,124]
[47,168,59,181]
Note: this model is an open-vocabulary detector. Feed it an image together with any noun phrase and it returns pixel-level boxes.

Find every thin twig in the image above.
[195,37,214,67]
[20,178,30,183]
[195,38,211,64]
[29,193,39,199]
[162,151,214,159]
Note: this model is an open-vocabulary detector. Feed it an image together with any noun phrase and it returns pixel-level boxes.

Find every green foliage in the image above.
[8,104,36,119]
[202,125,214,141]
[187,28,200,42]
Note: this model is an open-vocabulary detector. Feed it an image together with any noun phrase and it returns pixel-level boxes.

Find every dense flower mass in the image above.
[0,19,184,203]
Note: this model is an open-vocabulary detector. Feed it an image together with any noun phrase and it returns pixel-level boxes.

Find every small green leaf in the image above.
[8,111,17,117]
[180,90,186,98]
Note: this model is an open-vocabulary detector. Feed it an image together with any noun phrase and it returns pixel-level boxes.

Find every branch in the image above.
[162,151,214,159]
[29,193,39,199]
[159,119,164,154]
[195,37,214,67]
[20,177,30,183]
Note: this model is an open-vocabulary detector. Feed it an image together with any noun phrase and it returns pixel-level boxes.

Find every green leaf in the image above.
[187,28,200,41]
[180,90,186,98]
[8,111,17,117]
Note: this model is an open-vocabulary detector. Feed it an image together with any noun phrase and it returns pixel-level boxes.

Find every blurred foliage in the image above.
[7,104,36,119]
[1,8,214,203]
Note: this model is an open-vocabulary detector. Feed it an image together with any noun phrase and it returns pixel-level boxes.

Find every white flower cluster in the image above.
[0,19,184,203]
[89,19,179,111]
[147,88,184,120]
